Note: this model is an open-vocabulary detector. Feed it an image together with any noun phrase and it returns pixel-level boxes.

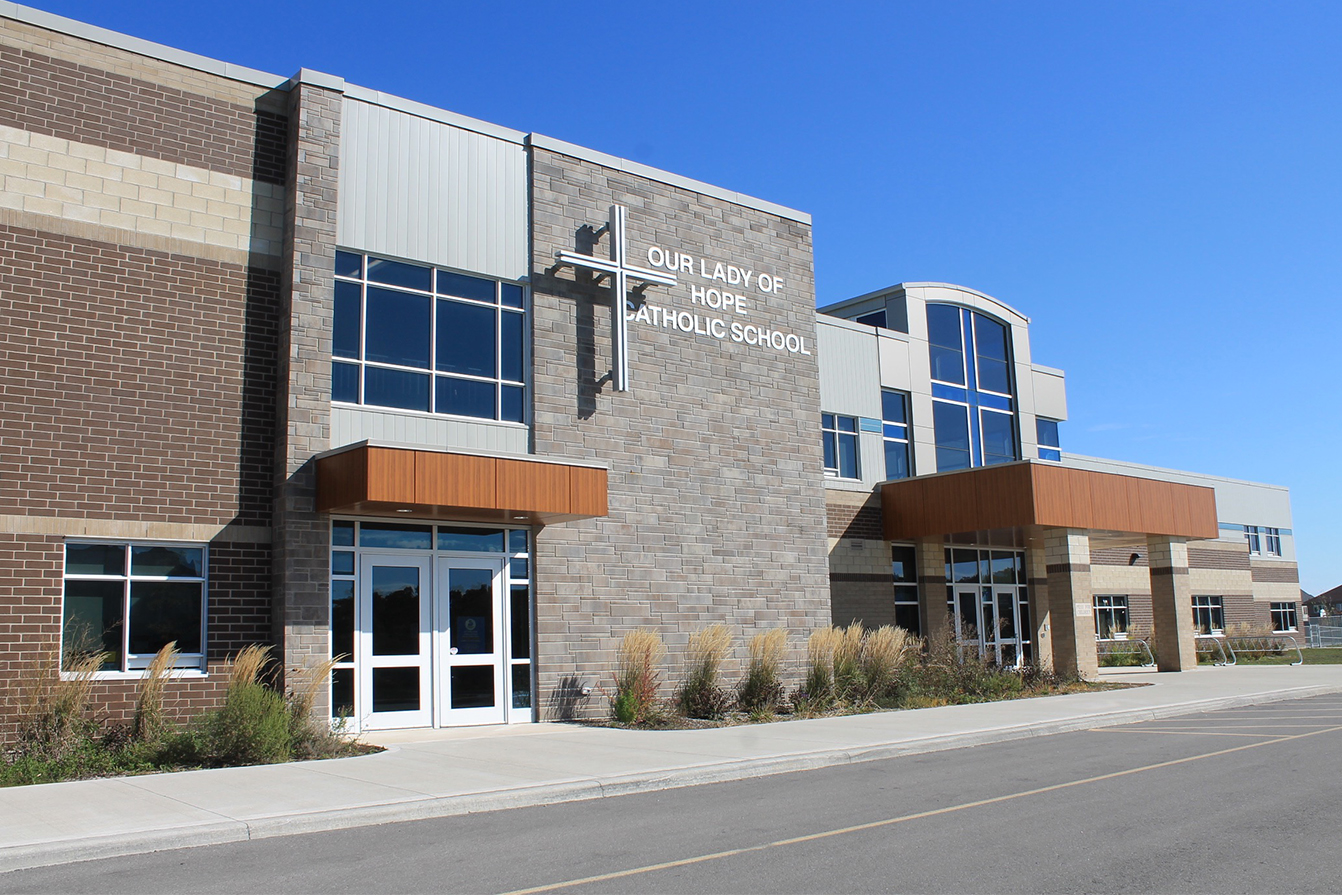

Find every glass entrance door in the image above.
[358,555,432,729]
[435,558,507,725]
[952,585,1025,667]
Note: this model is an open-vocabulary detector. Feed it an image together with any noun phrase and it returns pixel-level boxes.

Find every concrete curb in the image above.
[3,683,1339,873]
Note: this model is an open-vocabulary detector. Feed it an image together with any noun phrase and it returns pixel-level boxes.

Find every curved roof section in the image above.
[820,282,1031,327]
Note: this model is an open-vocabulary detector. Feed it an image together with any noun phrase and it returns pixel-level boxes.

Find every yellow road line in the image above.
[1089,728,1277,738]
[499,723,1342,895]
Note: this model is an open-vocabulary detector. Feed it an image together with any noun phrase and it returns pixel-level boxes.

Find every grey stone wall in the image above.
[274,77,341,706]
[529,148,831,717]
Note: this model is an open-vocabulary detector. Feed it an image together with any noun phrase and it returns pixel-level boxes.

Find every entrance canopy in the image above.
[881,461,1217,542]
[316,442,608,525]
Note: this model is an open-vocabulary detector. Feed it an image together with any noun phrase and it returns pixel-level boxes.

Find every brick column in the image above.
[1148,535,1197,671]
[1043,528,1098,679]
[915,537,950,643]
[274,70,343,715]
[1026,544,1053,671]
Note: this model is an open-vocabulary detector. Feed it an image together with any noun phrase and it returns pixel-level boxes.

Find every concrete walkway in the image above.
[2,665,1339,873]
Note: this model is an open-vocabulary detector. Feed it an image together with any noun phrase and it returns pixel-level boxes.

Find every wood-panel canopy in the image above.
[881,462,1218,541]
[316,444,607,525]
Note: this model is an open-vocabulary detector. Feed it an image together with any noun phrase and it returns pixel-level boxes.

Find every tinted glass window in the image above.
[884,441,910,479]
[359,523,433,550]
[930,345,966,385]
[437,270,496,303]
[881,391,907,424]
[500,311,525,382]
[367,257,432,292]
[66,543,124,576]
[333,281,362,359]
[981,411,1016,464]
[891,545,917,583]
[437,527,506,552]
[334,250,362,279]
[436,300,496,377]
[365,287,431,368]
[500,283,525,309]
[365,367,430,412]
[926,304,963,349]
[128,581,202,654]
[856,310,886,328]
[131,545,203,577]
[1037,418,1060,448]
[933,402,971,471]
[332,362,360,403]
[973,315,1009,360]
[436,376,496,419]
[977,357,1011,394]
[501,385,525,423]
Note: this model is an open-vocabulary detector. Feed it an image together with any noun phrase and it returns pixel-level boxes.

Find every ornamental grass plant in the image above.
[737,628,787,715]
[612,628,665,724]
[678,624,733,719]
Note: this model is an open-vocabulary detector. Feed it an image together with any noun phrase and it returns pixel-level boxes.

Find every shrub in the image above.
[9,649,104,764]
[738,629,788,714]
[612,628,665,725]
[678,624,733,719]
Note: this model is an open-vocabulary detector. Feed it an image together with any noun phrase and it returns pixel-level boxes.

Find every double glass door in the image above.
[952,585,1028,667]
[357,554,508,729]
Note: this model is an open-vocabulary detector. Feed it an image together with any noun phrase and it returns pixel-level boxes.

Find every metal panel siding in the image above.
[1032,367,1068,420]
[817,321,882,418]
[337,99,527,279]
[331,407,530,455]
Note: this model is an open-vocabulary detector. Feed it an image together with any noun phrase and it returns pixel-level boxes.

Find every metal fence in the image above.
[1307,618,1342,648]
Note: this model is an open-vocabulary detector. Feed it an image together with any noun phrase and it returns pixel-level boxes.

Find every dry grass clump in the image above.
[678,624,734,719]
[738,629,787,714]
[612,628,665,724]
[861,626,911,699]
[833,623,865,697]
[10,648,104,761]
[802,626,843,708]
[133,642,179,742]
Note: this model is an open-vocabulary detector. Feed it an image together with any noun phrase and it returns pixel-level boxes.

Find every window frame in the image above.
[1242,525,1283,557]
[61,540,209,677]
[1192,595,1225,636]
[1270,602,1298,633]
[1036,417,1062,462]
[880,390,912,480]
[1093,594,1129,640]
[332,250,529,425]
[928,304,1019,472]
[821,412,861,479]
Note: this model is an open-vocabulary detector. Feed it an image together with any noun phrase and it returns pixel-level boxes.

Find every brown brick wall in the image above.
[0,224,279,526]
[826,491,883,539]
[0,42,286,184]
[0,532,272,736]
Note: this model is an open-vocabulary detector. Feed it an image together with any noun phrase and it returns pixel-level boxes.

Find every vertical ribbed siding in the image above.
[336,99,526,280]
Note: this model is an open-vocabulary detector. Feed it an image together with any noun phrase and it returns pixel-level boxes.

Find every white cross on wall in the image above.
[554,205,677,391]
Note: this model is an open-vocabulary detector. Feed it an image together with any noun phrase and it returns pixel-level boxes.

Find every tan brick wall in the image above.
[0,124,285,260]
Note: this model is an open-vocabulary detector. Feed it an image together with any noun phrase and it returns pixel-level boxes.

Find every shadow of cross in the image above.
[552,205,678,391]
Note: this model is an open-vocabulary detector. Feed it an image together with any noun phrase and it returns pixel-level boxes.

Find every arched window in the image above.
[926,304,1018,471]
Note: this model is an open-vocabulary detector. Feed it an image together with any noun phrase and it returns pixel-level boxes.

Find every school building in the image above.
[0,4,1301,734]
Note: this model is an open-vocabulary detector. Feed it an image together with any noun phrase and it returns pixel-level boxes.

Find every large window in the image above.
[1037,418,1061,462]
[927,304,1018,472]
[1192,595,1225,635]
[1271,602,1299,633]
[1243,525,1282,557]
[332,251,526,423]
[881,390,911,480]
[891,544,920,634]
[1094,594,1129,639]
[822,413,860,479]
[62,542,206,672]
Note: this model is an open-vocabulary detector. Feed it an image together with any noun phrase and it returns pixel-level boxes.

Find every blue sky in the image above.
[31,1,1342,593]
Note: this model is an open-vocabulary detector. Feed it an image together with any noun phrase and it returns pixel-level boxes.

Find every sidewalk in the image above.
[2,665,1339,873]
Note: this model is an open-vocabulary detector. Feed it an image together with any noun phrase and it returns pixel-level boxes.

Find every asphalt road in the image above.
[7,695,1342,894]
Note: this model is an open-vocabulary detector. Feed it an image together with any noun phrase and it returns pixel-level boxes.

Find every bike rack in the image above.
[1195,635,1235,666]
[1226,636,1305,667]
[1096,637,1156,668]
